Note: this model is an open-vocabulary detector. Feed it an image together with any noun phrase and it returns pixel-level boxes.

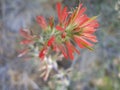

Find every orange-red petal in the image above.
[66,41,74,60]
[56,2,62,23]
[82,34,98,42]
[49,16,54,29]
[83,27,96,34]
[58,44,68,59]
[20,39,34,45]
[74,36,85,48]
[20,29,32,39]
[39,47,47,60]
[74,7,87,23]
[61,6,68,23]
[56,2,68,23]
[56,25,65,31]
[47,36,55,46]
[36,16,47,29]
[74,35,93,47]
[82,36,98,43]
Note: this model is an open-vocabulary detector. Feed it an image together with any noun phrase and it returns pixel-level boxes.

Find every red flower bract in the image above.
[39,47,47,60]
[47,36,55,46]
[56,25,65,31]
[20,29,33,39]
[56,2,68,24]
[57,44,68,59]
[36,16,47,30]
[20,29,39,45]
[66,41,80,60]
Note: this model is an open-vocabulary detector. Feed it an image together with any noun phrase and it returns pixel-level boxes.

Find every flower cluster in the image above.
[19,2,99,60]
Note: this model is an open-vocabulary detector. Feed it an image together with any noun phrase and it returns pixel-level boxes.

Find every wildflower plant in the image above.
[19,2,99,83]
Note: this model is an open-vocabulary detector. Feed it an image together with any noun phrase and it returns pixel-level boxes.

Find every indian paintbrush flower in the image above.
[19,2,99,60]
[54,2,99,60]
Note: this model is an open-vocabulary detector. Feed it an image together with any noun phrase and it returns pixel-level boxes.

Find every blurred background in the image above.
[0,0,120,90]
